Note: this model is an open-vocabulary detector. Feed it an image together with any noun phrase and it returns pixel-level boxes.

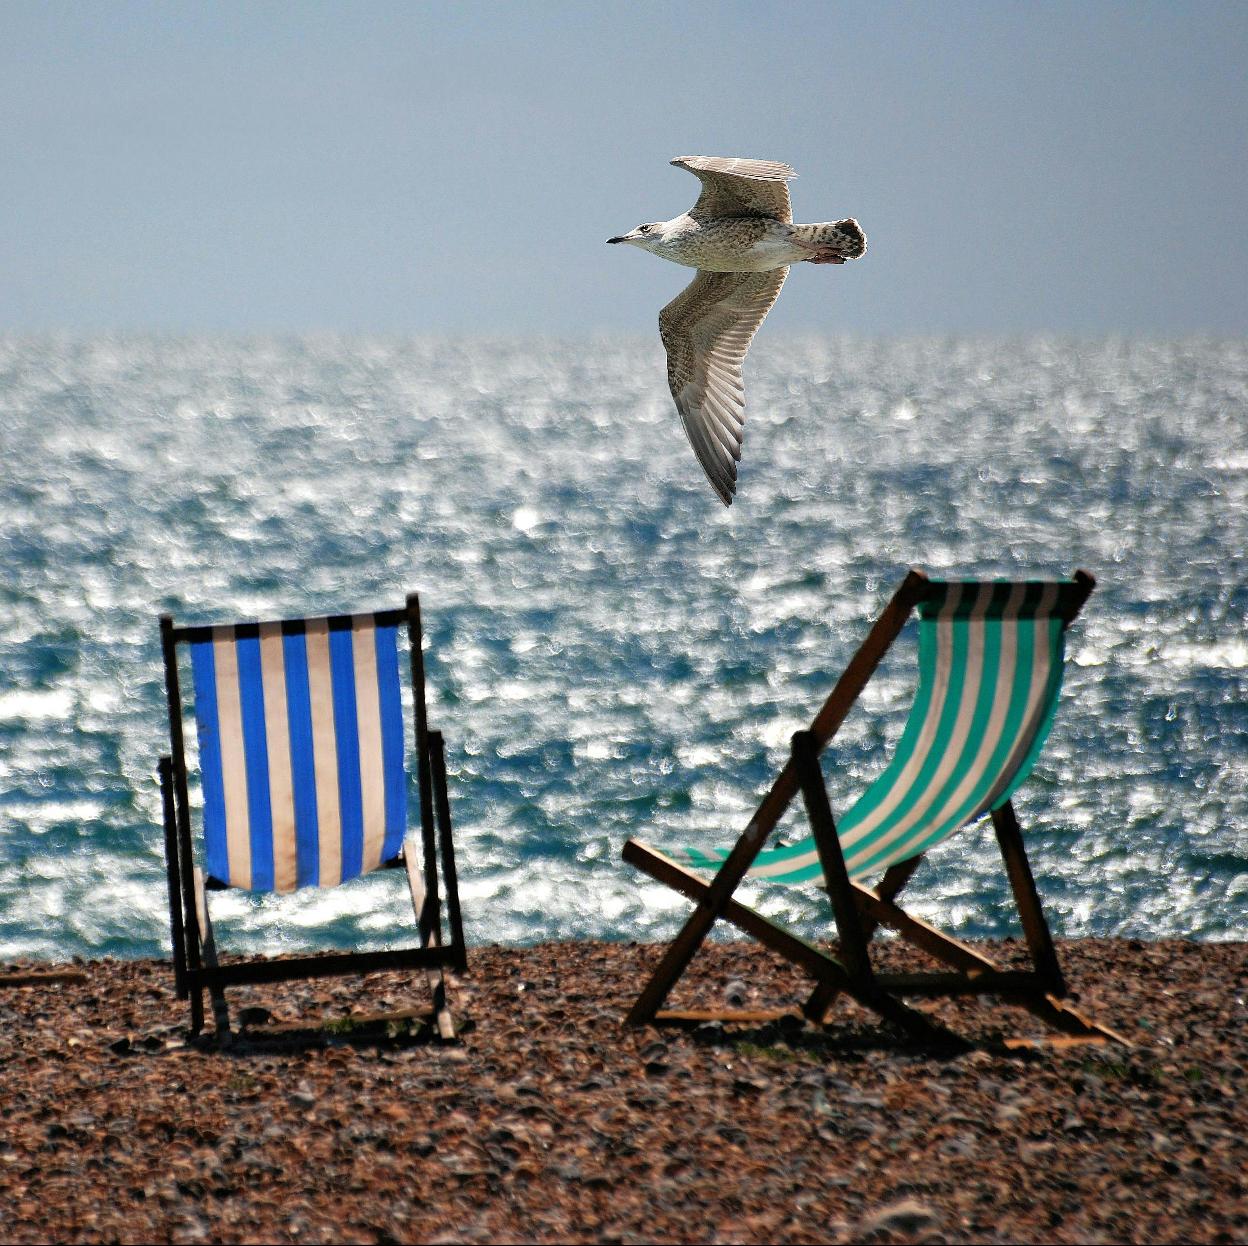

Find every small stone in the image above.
[859,1197,940,1237]
[939,1132,976,1158]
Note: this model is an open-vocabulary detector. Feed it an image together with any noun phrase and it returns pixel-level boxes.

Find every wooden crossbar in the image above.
[850,885,997,974]
[0,970,89,988]
[654,1008,802,1026]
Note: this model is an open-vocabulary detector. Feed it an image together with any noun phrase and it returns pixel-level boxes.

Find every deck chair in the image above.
[623,568,1124,1047]
[158,595,467,1038]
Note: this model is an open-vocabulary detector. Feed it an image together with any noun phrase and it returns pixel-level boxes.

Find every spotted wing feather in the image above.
[659,268,789,505]
[671,155,795,224]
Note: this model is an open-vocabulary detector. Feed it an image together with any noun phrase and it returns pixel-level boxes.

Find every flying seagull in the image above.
[609,156,865,505]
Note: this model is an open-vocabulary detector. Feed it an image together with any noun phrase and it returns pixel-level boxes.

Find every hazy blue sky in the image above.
[2,1,1245,335]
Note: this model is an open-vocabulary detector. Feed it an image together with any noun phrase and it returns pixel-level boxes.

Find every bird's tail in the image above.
[791,218,866,262]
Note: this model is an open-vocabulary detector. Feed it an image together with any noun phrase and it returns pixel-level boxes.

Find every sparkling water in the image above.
[0,335,1245,961]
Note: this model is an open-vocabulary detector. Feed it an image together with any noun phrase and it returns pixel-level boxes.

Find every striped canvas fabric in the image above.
[681,580,1075,884]
[188,615,408,892]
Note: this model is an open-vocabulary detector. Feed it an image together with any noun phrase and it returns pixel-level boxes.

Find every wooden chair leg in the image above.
[804,856,924,1019]
[158,759,188,1000]
[851,980,971,1048]
[991,802,1066,995]
[429,732,468,974]
[189,971,205,1036]
[804,969,966,1044]
[193,868,230,1036]
[802,977,842,1023]
[404,838,455,1040]
[806,857,923,1021]
[792,731,865,1022]
[848,849,1126,1044]
[792,733,870,977]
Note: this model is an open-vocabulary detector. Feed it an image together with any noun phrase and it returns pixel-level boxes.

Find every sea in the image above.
[0,335,1245,962]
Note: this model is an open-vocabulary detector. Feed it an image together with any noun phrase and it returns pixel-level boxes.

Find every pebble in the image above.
[859,1197,940,1237]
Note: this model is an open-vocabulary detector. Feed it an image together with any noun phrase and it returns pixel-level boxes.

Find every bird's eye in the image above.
[639,224,651,233]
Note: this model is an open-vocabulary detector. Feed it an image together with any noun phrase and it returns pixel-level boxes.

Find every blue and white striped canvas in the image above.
[189,615,407,892]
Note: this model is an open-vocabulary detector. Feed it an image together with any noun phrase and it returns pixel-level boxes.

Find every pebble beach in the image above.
[3,937,1245,1244]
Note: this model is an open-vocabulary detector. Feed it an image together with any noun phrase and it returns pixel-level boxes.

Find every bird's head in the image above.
[607,222,667,252]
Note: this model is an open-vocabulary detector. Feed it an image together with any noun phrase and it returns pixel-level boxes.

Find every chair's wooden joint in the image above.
[901,566,934,606]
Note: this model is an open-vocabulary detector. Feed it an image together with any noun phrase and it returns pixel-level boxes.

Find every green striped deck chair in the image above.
[158,594,467,1039]
[623,569,1122,1047]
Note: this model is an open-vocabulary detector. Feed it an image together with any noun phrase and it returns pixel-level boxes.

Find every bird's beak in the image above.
[606,235,626,244]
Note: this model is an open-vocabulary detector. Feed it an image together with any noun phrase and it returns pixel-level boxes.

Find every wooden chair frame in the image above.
[159,593,467,1039]
[623,568,1124,1047]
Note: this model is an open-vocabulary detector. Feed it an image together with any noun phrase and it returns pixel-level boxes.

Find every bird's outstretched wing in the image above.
[659,267,788,505]
[672,156,795,224]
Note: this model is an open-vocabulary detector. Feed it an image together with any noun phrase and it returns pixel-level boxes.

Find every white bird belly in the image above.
[659,219,806,272]
[690,237,804,272]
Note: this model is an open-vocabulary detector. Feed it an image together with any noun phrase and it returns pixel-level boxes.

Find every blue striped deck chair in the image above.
[157,595,466,1038]
[623,569,1123,1047]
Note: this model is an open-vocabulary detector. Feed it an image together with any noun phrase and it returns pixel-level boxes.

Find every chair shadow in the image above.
[665,1013,1043,1062]
[211,1007,473,1055]
[108,1006,470,1057]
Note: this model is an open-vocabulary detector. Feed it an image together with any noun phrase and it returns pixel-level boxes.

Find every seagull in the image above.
[608,156,865,505]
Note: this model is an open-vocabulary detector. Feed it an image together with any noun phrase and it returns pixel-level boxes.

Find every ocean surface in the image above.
[0,335,1245,962]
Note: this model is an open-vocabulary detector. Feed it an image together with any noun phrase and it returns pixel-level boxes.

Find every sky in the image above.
[1,0,1245,337]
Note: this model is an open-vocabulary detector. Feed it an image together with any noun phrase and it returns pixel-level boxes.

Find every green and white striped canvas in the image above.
[680,580,1081,884]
